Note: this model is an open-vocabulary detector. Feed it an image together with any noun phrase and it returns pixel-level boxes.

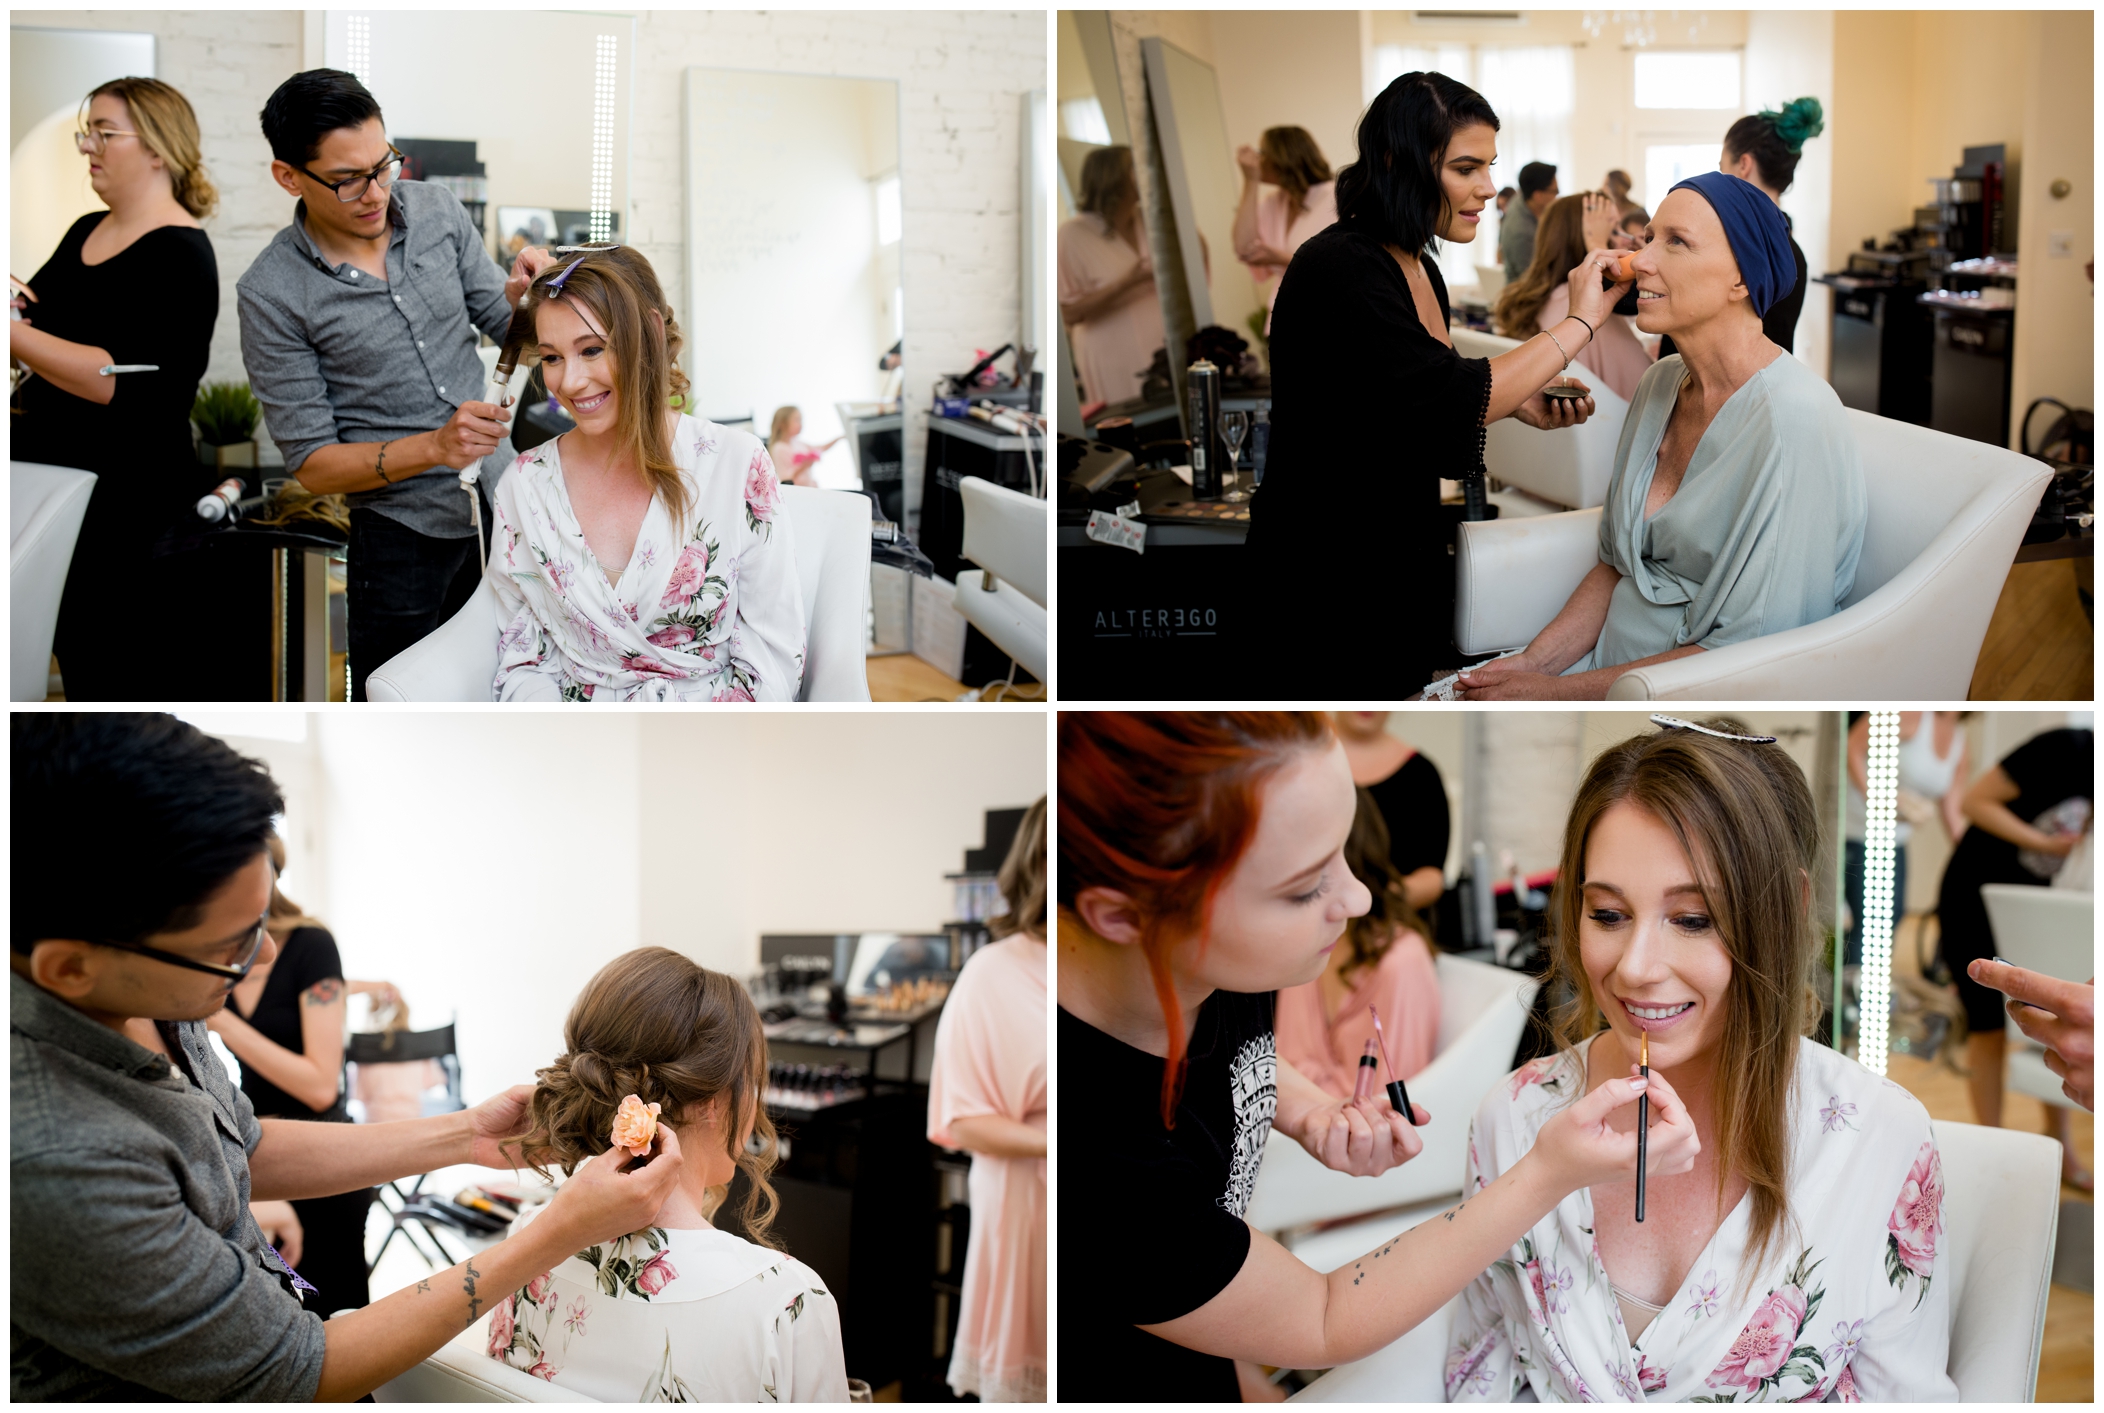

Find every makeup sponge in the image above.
[1616,251,1636,281]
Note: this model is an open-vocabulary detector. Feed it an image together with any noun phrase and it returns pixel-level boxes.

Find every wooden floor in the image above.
[1969,558,2093,700]
[1884,911,2093,1402]
[866,652,1045,703]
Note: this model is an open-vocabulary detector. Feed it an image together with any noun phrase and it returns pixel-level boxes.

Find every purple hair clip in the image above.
[542,255,589,295]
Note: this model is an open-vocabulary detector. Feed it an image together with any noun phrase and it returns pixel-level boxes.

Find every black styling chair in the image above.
[348,1024,507,1273]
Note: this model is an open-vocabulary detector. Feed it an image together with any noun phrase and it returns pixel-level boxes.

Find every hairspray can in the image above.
[1186,358,1222,500]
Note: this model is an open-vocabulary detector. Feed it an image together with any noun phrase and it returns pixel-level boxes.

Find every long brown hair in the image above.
[1547,719,1823,1278]
[263,833,326,937]
[514,947,782,1247]
[1338,787,1423,979]
[1494,190,1592,338]
[1260,125,1334,222]
[1076,145,1139,225]
[86,77,218,218]
[518,247,696,527]
[1059,712,1334,1126]
[991,797,1047,941]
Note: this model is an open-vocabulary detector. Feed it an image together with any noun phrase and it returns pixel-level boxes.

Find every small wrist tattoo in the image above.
[375,440,393,484]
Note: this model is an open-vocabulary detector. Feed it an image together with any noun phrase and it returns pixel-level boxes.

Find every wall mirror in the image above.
[684,67,901,496]
[324,11,634,257]
[1141,36,1257,338]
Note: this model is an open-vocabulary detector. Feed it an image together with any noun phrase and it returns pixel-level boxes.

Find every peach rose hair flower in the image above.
[610,1094,663,1158]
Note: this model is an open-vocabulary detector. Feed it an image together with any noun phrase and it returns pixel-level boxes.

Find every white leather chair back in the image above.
[1244,955,1537,1233]
[957,475,1047,607]
[1452,327,1629,509]
[365,485,871,702]
[1933,1118,2061,1401]
[11,462,98,702]
[1982,886,2093,984]
[1842,408,2048,605]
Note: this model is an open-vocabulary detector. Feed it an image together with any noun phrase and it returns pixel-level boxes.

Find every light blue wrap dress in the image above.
[1573,351,1867,674]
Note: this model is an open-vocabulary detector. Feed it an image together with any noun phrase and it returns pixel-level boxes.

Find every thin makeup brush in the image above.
[1368,1005,1421,1126]
[1637,1031,1649,1223]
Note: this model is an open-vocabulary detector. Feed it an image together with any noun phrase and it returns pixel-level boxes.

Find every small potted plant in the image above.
[192,381,263,471]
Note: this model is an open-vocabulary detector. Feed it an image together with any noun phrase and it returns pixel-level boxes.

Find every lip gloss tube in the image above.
[1636,1031,1650,1223]
[1353,1038,1379,1102]
[1368,1006,1422,1126]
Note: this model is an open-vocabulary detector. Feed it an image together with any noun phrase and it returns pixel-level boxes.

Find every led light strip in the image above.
[346,15,372,85]
[590,35,619,242]
[1858,711,1901,1075]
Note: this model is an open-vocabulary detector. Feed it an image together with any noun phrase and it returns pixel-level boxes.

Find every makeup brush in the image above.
[1636,1031,1649,1223]
[1368,1006,1421,1126]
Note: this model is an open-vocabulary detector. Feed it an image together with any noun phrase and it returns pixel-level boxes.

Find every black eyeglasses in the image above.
[296,146,404,204]
[103,917,270,982]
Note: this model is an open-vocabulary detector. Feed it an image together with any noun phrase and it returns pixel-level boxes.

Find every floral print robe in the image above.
[486,414,807,701]
[486,1205,847,1402]
[1448,1038,1955,1403]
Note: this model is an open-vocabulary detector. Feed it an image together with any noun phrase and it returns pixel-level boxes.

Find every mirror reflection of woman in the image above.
[486,247,807,701]
[1450,719,1955,1402]
[1248,71,1624,697]
[1057,146,1164,410]
[1233,126,1338,329]
[1460,173,1865,700]
[10,79,223,700]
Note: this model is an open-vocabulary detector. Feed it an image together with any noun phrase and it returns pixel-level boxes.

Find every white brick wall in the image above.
[628,10,1046,522]
[13,10,1046,496]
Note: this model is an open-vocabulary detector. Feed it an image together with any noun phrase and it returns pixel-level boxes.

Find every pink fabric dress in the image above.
[1057,213,1163,407]
[1539,284,1656,404]
[927,935,1047,1402]
[1275,930,1440,1099]
[1246,179,1339,317]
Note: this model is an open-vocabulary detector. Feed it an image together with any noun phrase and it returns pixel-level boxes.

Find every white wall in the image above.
[1743,11,1833,377]
[198,711,1044,1105]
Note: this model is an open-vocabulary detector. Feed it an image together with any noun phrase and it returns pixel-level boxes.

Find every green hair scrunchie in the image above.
[1764,96,1825,154]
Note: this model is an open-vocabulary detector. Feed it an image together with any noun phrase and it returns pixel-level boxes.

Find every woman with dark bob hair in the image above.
[1248,72,1633,696]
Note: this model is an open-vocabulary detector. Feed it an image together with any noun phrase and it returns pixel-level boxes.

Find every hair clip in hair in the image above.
[542,255,589,296]
[1649,714,1778,745]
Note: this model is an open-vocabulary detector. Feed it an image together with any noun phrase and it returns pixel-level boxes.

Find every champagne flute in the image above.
[1220,409,1251,503]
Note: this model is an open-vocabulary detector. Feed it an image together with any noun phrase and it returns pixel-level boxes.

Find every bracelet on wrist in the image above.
[1566,314,1595,344]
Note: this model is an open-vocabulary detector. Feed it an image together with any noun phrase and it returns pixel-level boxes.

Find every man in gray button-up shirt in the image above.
[12,714,682,1400]
[238,70,549,699]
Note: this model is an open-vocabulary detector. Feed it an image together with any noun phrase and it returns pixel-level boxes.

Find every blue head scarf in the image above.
[1667,171,1795,317]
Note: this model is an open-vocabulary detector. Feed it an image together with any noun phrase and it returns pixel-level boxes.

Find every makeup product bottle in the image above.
[1186,358,1222,500]
[1353,1038,1379,1102]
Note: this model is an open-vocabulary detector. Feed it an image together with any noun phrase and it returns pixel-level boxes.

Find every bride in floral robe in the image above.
[1446,1036,1954,1403]
[487,414,807,702]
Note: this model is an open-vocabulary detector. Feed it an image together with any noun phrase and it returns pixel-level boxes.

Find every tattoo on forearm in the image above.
[462,1259,483,1322]
[415,1279,431,1295]
[304,978,344,1007]
[1442,1197,1471,1223]
[1349,1236,1402,1287]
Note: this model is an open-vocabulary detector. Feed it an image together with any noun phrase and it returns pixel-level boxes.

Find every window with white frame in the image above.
[1633,51,1741,110]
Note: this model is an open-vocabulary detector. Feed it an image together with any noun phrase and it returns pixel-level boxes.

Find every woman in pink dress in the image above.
[1233,126,1339,327]
[928,797,1048,1402]
[1275,787,1441,1096]
[1493,191,1655,403]
[1058,147,1163,410]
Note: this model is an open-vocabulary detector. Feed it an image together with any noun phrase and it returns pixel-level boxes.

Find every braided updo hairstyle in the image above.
[515,947,781,1247]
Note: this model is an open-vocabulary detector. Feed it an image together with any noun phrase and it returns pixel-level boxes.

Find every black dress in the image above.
[234,926,373,1317]
[1363,751,1451,884]
[1248,226,1492,695]
[1936,728,2093,1032]
[1058,991,1278,1402]
[12,214,225,701]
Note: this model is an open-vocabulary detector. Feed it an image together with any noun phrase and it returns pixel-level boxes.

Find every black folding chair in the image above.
[349,1024,486,1274]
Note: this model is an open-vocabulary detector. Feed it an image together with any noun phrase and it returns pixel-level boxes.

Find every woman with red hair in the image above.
[1057,712,1699,1401]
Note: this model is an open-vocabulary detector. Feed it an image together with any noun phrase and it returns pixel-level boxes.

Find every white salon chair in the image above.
[1452,409,2052,698]
[374,1312,595,1402]
[11,461,98,701]
[1451,328,1628,511]
[1292,1118,2062,1403]
[951,474,1047,684]
[1246,956,1537,1239]
[1982,886,2094,1109]
[365,484,873,701]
